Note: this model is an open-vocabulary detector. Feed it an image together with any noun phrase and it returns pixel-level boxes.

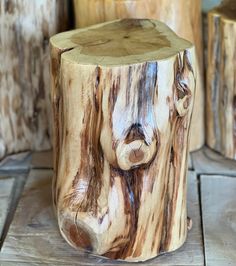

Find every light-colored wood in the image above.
[0,170,204,265]
[73,0,204,152]
[192,146,236,176]
[0,0,70,160]
[0,177,14,243]
[50,19,196,261]
[207,0,236,160]
[31,150,53,169]
[200,175,236,265]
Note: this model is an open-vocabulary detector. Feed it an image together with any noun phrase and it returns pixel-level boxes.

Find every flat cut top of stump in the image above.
[211,0,236,20]
[50,19,193,66]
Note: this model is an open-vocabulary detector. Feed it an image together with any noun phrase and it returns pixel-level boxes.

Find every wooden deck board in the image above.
[200,175,236,266]
[0,152,31,171]
[0,170,204,265]
[0,177,14,244]
[192,146,236,176]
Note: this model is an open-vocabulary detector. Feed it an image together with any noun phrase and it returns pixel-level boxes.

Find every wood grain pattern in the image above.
[207,0,236,159]
[0,170,203,265]
[73,0,204,152]
[0,0,70,159]
[200,175,236,266]
[50,19,196,261]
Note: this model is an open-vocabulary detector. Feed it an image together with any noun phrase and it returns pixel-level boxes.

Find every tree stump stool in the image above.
[73,0,204,152]
[50,19,196,262]
[207,0,236,160]
[0,0,70,159]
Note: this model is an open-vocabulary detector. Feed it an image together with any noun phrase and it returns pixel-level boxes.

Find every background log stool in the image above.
[50,19,196,262]
[207,0,236,160]
[73,0,204,152]
[0,0,70,159]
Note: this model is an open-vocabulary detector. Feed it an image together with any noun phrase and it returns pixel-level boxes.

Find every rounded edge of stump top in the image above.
[50,19,193,66]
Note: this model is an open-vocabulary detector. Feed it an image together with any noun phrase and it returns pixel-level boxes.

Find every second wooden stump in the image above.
[207,1,236,159]
[50,19,196,262]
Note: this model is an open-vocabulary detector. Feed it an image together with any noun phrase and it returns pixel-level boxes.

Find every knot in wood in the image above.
[116,139,156,171]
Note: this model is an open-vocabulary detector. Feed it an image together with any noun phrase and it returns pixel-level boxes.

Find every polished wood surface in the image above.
[73,0,204,152]
[207,0,236,160]
[50,19,196,261]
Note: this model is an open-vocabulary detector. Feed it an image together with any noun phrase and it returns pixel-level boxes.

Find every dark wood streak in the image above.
[137,62,158,120]
[103,167,145,259]
[109,72,120,115]
[62,61,160,255]
[96,62,160,258]
[102,61,161,258]
[4,0,14,13]
[51,47,73,208]
[65,70,104,214]
[109,70,121,162]
[51,52,62,208]
[125,123,146,144]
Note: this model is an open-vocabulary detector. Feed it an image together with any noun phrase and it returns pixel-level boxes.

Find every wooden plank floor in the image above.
[0,177,14,245]
[192,146,236,176]
[201,175,236,266]
[0,147,235,265]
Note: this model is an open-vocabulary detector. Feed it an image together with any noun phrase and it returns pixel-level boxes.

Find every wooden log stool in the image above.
[73,0,204,152]
[50,19,196,262]
[207,0,236,160]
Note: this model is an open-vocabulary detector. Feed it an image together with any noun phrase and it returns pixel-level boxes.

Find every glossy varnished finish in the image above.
[207,0,236,160]
[73,0,204,152]
[50,19,196,262]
